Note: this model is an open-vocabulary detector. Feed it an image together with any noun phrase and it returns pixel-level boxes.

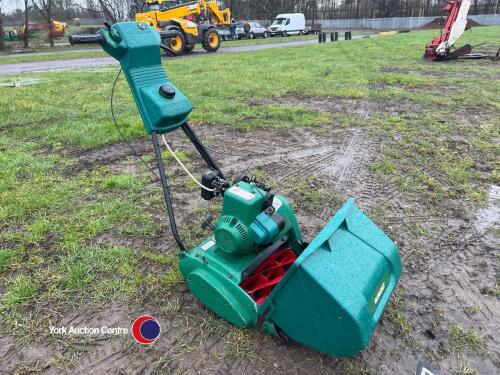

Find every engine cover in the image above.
[214,215,253,254]
[213,181,298,254]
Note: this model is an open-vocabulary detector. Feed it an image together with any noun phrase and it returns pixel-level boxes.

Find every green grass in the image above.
[0,248,18,273]
[217,33,317,47]
[0,33,318,65]
[0,26,499,334]
[466,304,481,315]
[224,327,260,358]
[384,287,412,336]
[0,50,107,65]
[448,324,485,353]
[454,361,477,375]
[0,44,101,56]
[0,275,38,309]
[0,28,370,64]
[283,177,342,214]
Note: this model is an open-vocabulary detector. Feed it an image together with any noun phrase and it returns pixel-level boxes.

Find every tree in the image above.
[23,0,29,48]
[0,2,5,51]
[32,0,54,46]
[96,0,135,23]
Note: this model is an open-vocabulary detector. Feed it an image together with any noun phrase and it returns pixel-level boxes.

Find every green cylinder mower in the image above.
[69,22,402,357]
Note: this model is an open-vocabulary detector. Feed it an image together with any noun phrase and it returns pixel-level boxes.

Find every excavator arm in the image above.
[424,0,472,60]
[435,0,471,55]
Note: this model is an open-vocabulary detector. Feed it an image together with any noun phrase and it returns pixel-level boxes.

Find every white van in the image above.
[268,13,305,36]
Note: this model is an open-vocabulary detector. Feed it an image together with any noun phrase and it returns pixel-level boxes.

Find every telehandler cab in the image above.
[135,0,231,55]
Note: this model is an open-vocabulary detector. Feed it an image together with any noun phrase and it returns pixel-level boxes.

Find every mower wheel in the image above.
[202,29,221,52]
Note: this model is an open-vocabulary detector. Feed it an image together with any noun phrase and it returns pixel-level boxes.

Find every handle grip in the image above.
[68,34,104,45]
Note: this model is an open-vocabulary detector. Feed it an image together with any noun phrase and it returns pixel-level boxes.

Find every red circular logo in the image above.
[131,315,161,344]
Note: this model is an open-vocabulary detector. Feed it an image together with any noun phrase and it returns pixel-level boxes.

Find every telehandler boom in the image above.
[135,0,231,55]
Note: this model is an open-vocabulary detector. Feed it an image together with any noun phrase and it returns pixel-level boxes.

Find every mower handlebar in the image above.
[68,33,104,45]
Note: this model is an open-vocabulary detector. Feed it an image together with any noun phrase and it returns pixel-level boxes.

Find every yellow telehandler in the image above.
[135,0,231,55]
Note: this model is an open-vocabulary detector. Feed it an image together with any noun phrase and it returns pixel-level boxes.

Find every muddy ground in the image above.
[1,92,498,375]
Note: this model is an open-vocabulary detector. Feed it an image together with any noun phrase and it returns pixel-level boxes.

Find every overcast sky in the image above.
[1,0,86,15]
[2,1,24,15]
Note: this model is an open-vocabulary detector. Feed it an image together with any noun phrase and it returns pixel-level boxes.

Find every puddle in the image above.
[474,185,500,233]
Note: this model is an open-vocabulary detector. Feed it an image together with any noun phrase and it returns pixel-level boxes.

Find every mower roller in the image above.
[69,22,402,357]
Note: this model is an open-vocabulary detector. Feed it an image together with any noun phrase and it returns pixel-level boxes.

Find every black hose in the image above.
[151,132,186,252]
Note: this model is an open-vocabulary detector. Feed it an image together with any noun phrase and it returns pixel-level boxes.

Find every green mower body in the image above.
[98,22,192,134]
[73,22,403,358]
[180,182,402,356]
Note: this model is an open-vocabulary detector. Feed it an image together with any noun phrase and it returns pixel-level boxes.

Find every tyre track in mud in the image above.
[68,138,154,174]
[69,124,385,214]
[428,220,499,326]
[68,124,415,257]
[216,127,375,197]
[334,128,361,188]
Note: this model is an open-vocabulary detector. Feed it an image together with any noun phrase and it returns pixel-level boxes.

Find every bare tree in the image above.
[98,0,117,22]
[32,0,54,46]
[23,0,29,48]
[97,0,134,23]
[0,2,5,51]
[78,0,101,17]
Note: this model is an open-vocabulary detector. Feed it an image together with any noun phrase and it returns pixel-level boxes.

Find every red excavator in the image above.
[424,0,498,61]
